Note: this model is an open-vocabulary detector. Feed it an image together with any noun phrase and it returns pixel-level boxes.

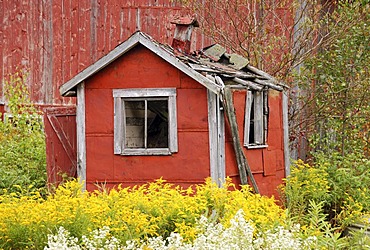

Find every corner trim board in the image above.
[76,82,86,190]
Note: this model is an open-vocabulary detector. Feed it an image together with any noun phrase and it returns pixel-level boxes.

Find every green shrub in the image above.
[283,155,370,231]
[0,70,46,195]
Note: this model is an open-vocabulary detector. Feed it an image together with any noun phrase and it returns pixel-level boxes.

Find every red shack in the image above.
[59,20,290,197]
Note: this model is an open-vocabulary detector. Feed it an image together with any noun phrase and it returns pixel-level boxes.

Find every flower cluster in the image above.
[45,210,318,250]
[0,178,284,248]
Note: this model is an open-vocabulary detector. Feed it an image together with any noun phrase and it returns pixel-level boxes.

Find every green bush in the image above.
[0,71,46,195]
[283,155,370,231]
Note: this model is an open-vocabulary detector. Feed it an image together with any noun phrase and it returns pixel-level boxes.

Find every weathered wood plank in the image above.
[222,85,259,193]
[244,90,253,146]
[283,92,290,176]
[233,77,263,91]
[76,82,86,190]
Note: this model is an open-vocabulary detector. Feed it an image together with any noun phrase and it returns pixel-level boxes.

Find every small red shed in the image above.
[58,23,290,197]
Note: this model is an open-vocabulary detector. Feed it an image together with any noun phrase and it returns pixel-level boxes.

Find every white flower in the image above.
[44,227,80,250]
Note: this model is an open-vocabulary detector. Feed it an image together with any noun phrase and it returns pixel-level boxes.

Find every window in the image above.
[113,88,177,155]
[244,90,268,148]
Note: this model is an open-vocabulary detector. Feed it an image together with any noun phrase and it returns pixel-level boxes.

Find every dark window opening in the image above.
[124,99,169,149]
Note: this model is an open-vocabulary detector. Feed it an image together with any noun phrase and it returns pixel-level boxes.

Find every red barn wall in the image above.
[84,45,210,190]
[0,0,209,107]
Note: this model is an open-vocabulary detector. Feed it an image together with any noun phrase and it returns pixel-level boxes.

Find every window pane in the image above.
[249,97,255,144]
[125,101,145,148]
[147,100,169,148]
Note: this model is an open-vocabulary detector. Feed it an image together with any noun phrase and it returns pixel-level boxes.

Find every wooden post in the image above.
[223,85,259,193]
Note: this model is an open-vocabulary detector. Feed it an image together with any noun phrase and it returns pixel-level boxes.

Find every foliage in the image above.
[0,70,46,195]
[180,0,339,79]
[296,0,370,157]
[283,157,370,231]
[0,178,284,249]
[44,208,370,250]
[45,210,320,250]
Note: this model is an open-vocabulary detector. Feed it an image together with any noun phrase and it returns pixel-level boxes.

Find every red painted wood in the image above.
[1,0,289,197]
[82,44,286,197]
[84,45,211,189]
[1,1,213,106]
[44,107,77,187]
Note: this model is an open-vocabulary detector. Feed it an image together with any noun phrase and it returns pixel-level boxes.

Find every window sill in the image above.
[244,144,268,149]
[121,148,172,156]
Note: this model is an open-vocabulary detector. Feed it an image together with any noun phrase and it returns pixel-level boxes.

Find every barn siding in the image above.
[0,0,210,106]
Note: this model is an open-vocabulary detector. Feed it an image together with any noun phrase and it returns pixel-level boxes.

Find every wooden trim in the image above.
[217,93,226,185]
[139,35,221,94]
[113,88,176,98]
[113,96,123,154]
[222,84,259,193]
[283,92,291,176]
[168,94,178,152]
[122,148,172,155]
[254,91,264,144]
[207,90,226,187]
[60,33,140,96]
[208,90,218,184]
[76,82,86,190]
[244,91,253,146]
[113,88,178,155]
[60,32,221,96]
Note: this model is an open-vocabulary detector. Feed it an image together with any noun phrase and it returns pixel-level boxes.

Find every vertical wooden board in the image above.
[29,0,43,103]
[62,0,71,84]
[232,89,247,143]
[96,0,108,58]
[2,1,18,75]
[70,0,79,77]
[108,0,121,51]
[51,0,62,104]
[21,2,34,102]
[120,7,138,42]
[140,7,169,42]
[78,0,92,72]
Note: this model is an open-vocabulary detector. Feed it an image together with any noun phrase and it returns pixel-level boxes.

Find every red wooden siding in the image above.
[81,44,285,197]
[44,107,77,186]
[0,0,211,106]
[224,89,285,197]
[84,45,211,190]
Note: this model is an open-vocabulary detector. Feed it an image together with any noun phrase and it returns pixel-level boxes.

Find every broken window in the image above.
[244,90,268,148]
[113,88,177,155]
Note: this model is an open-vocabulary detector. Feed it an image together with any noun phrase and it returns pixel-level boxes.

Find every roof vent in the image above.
[171,16,199,54]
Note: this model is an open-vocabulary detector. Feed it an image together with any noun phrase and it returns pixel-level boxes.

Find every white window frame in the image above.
[113,88,178,155]
[244,90,268,149]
